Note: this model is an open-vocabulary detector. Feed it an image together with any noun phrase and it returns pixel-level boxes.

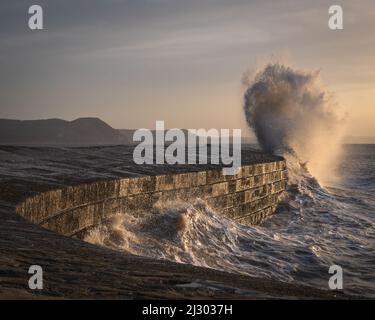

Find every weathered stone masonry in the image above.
[16,160,287,238]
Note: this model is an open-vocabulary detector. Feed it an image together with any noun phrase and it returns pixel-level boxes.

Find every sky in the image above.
[0,0,374,137]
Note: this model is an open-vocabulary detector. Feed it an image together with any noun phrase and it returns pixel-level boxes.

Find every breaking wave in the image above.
[85,65,374,297]
[243,63,345,185]
[85,160,375,298]
[86,199,300,283]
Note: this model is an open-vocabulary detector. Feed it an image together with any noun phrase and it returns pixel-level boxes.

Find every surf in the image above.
[84,64,374,297]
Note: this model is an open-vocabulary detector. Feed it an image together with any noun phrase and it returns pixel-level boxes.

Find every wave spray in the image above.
[243,63,345,184]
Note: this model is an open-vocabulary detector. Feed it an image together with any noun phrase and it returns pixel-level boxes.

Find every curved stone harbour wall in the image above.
[16,160,287,238]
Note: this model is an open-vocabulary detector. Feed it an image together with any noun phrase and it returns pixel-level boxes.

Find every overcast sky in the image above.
[0,0,374,137]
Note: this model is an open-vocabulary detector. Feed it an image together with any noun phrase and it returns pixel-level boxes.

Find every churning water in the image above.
[85,145,375,297]
[86,64,374,297]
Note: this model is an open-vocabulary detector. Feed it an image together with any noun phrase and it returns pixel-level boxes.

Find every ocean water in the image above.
[86,144,375,297]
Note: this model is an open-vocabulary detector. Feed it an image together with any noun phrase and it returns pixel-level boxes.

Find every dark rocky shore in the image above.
[0,145,348,299]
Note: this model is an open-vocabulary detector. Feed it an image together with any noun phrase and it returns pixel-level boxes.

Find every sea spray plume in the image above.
[243,63,344,184]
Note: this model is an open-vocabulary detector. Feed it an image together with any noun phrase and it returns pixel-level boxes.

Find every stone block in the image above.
[211,182,228,197]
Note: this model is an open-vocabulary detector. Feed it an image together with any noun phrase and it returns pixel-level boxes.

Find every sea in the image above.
[86,144,375,298]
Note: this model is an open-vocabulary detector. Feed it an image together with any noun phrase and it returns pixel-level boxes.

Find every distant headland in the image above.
[0,118,133,145]
[0,118,257,146]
